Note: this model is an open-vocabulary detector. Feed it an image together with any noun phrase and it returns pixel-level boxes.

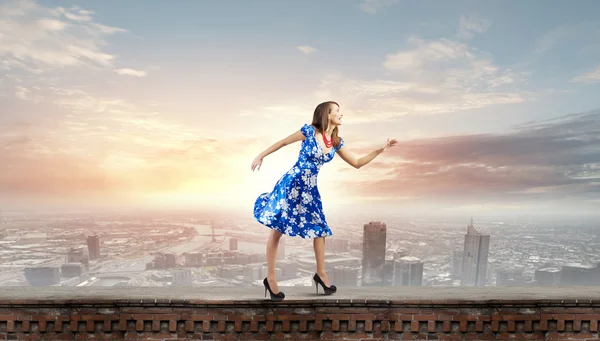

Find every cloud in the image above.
[571,66,600,83]
[533,21,600,54]
[14,85,29,100]
[0,88,263,201]
[359,0,399,14]
[309,37,528,122]
[297,45,317,55]
[457,14,491,39]
[338,109,600,204]
[0,0,143,76]
[116,68,148,77]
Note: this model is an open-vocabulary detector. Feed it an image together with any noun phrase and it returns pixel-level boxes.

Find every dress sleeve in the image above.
[300,124,313,138]
[337,137,345,150]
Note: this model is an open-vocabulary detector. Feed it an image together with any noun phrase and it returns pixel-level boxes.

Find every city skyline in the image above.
[1,0,600,215]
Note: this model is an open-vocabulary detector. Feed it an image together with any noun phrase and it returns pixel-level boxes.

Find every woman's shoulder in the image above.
[301,123,315,136]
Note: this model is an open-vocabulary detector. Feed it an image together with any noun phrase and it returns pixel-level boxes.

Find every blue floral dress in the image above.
[254,124,344,239]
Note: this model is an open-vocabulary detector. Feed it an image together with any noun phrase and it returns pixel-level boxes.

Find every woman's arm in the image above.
[336,138,397,169]
[251,130,305,171]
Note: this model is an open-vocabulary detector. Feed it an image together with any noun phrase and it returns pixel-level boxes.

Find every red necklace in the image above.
[321,131,333,148]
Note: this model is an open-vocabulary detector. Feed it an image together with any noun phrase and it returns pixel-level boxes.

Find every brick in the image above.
[329,314,348,321]
[575,314,600,321]
[168,320,177,332]
[185,320,194,332]
[554,314,574,321]
[410,320,419,332]
[135,319,144,331]
[502,314,539,321]
[454,315,478,321]
[427,320,436,332]
[414,314,437,321]
[152,320,160,332]
[38,320,46,332]
[350,313,377,321]
[203,320,211,333]
[365,320,373,332]
[331,319,339,331]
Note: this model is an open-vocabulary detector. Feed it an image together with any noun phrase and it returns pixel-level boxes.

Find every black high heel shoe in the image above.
[263,277,285,301]
[313,273,337,295]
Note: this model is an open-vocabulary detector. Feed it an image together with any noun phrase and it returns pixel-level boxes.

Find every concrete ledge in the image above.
[0,287,599,340]
[2,286,600,303]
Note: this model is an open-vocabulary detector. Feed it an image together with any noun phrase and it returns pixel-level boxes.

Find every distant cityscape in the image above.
[0,209,599,288]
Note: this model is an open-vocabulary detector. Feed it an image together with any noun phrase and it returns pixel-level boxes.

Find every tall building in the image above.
[332,266,359,286]
[361,221,387,286]
[229,238,238,251]
[451,250,463,279]
[171,269,193,286]
[87,235,100,260]
[460,219,490,286]
[393,256,424,286]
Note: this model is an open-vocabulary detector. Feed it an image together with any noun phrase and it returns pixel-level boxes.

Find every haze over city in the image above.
[0,0,599,290]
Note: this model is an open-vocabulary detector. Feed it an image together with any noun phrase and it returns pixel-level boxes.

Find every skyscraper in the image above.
[451,250,463,279]
[460,219,490,286]
[361,221,387,286]
[87,235,100,260]
[229,238,238,251]
[393,256,424,286]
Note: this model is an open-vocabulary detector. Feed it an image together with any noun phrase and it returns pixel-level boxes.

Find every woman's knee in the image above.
[270,230,283,240]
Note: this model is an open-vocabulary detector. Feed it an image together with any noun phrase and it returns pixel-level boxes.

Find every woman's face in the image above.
[328,104,343,126]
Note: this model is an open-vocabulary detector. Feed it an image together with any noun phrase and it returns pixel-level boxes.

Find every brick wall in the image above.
[0,295,599,340]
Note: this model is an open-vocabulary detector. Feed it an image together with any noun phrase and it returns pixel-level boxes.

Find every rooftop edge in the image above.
[1,286,600,307]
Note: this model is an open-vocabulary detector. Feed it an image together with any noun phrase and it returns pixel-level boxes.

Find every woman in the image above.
[251,101,397,300]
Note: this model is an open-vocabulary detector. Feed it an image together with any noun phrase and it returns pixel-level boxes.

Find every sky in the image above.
[1,0,600,216]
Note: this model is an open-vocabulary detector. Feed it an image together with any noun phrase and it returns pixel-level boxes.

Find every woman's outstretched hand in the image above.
[251,156,263,171]
[382,138,398,152]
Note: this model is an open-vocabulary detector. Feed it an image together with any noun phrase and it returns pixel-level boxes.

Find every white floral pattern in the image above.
[254,124,344,239]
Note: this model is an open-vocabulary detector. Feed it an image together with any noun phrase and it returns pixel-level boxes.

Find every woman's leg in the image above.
[266,229,283,293]
[313,236,331,286]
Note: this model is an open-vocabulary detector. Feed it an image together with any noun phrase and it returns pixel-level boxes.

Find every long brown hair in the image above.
[311,101,342,148]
